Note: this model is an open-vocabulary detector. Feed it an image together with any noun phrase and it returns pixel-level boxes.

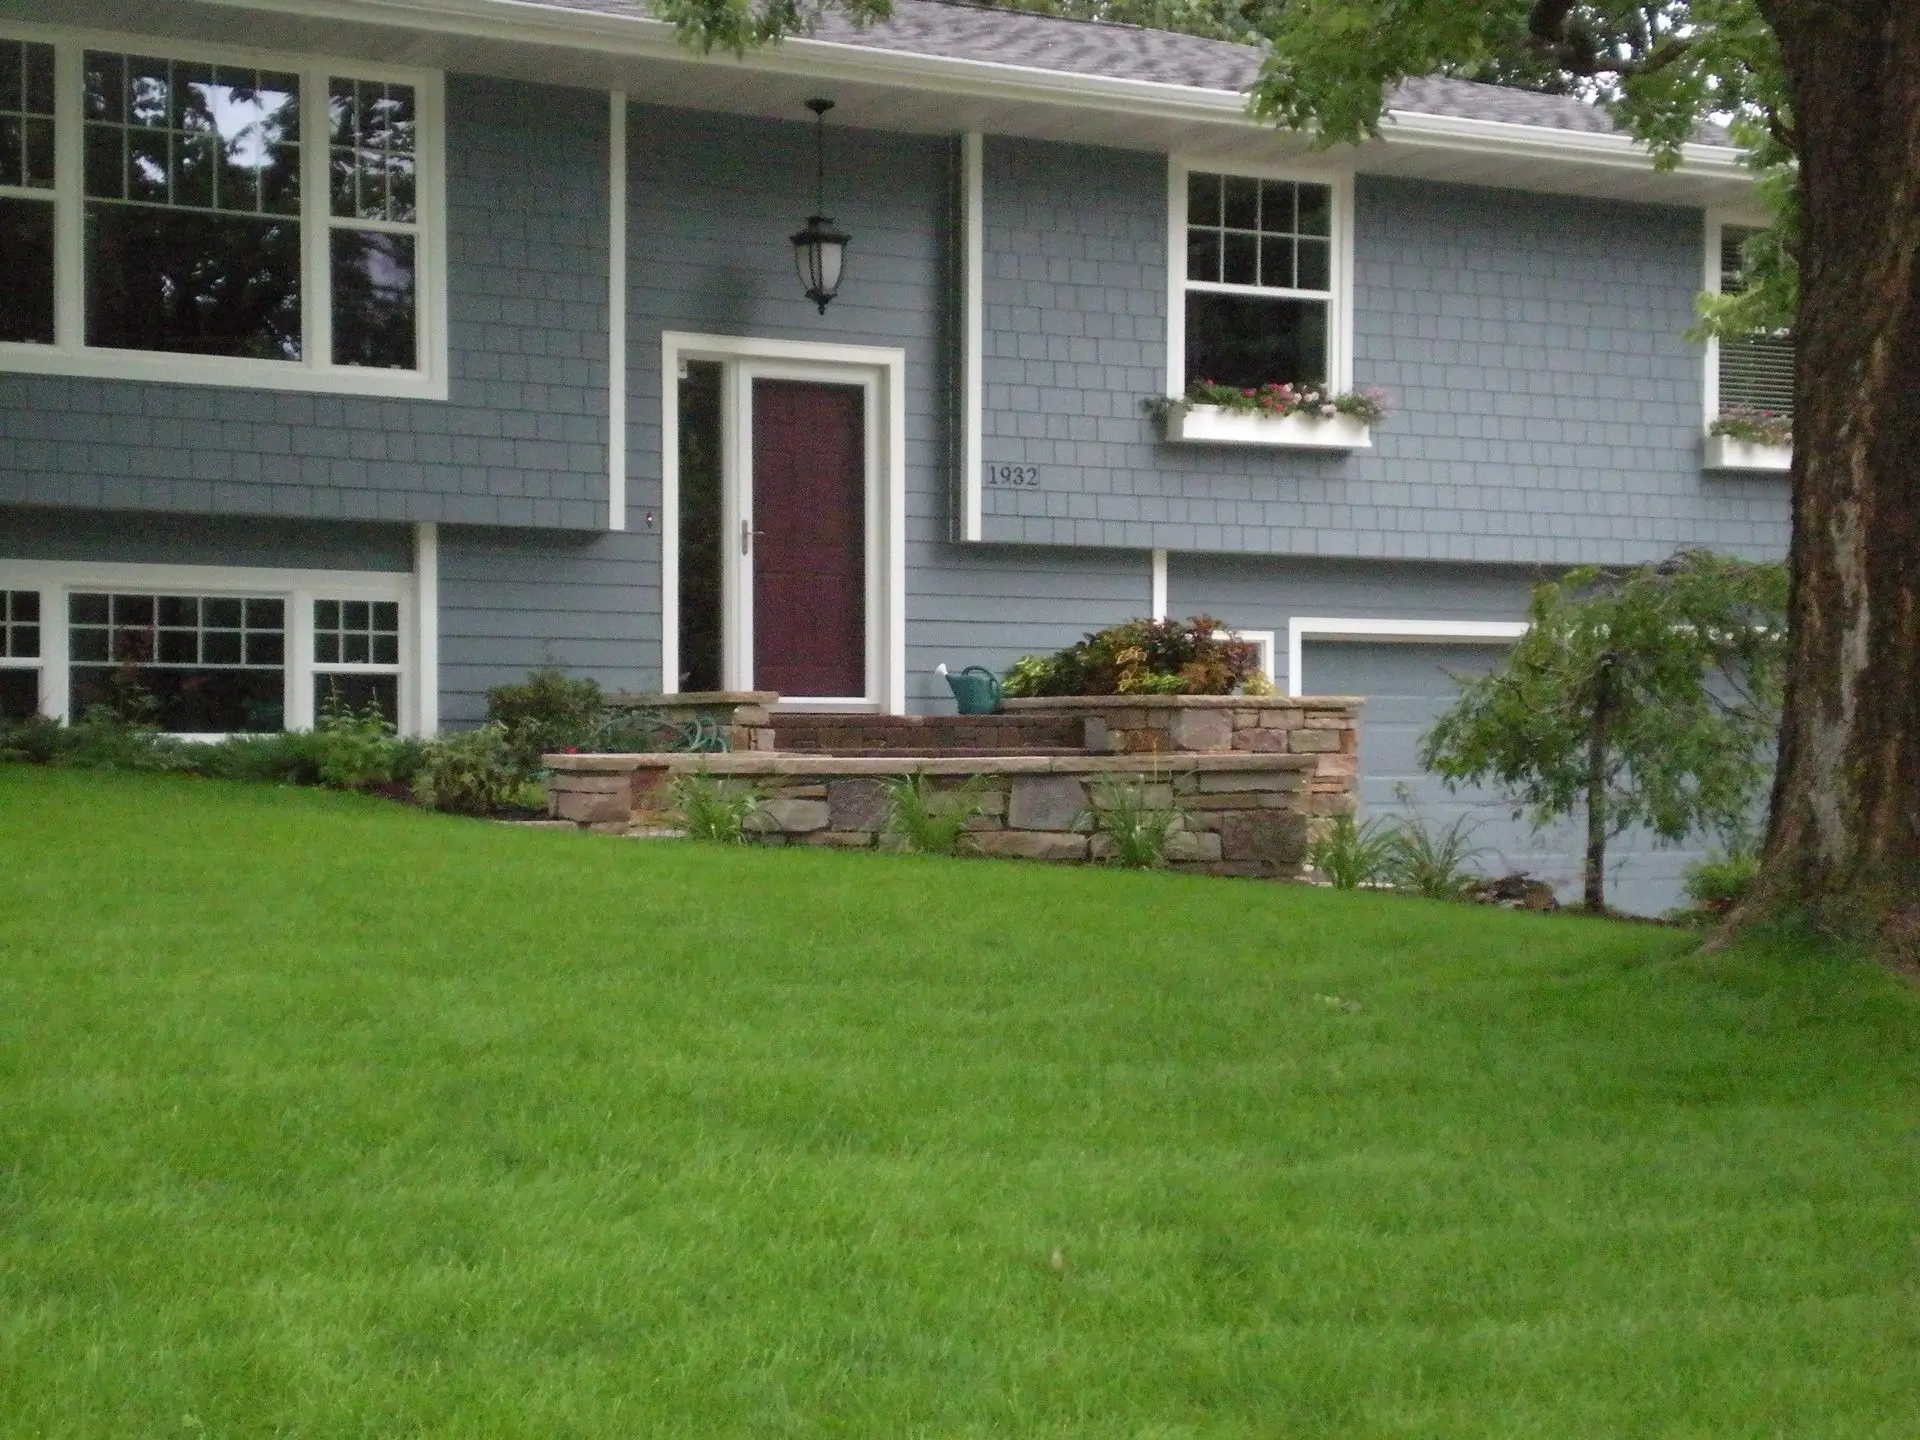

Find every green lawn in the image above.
[2,767,1916,1438]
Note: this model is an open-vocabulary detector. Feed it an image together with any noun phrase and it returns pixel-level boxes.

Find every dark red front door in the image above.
[751,379,867,697]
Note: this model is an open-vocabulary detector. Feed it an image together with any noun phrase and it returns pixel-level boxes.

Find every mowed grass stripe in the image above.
[0,766,1915,1437]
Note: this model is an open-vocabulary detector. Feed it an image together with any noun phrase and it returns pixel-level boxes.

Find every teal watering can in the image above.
[945,665,1002,715]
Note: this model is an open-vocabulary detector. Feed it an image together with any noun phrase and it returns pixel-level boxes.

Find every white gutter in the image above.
[192,0,1749,182]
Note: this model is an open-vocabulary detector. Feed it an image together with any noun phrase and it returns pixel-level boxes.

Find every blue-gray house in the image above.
[0,0,1790,909]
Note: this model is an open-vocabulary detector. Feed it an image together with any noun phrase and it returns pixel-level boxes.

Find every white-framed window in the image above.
[1704,212,1792,426]
[0,24,445,398]
[0,559,417,734]
[1166,159,1355,398]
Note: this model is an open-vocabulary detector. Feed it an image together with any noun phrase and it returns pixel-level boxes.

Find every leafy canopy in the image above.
[1421,551,1787,848]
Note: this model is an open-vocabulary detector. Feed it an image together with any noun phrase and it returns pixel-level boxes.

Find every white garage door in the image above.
[1303,641,1700,916]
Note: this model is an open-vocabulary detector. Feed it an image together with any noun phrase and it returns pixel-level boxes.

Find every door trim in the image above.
[660,331,908,713]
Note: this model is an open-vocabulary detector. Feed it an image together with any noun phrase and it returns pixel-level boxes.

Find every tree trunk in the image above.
[1584,661,1613,913]
[1735,2,1920,955]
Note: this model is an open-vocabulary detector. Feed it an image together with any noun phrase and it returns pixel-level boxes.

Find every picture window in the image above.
[67,590,286,731]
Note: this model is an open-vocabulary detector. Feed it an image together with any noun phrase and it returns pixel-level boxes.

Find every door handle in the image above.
[740,521,765,554]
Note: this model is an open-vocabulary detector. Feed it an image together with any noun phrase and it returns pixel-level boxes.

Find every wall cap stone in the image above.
[1001,695,1364,711]
[545,752,1318,777]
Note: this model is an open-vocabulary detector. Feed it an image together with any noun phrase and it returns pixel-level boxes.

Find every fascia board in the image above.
[190,0,1749,184]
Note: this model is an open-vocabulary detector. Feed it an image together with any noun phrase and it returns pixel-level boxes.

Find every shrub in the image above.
[194,731,332,786]
[671,770,765,843]
[1681,845,1761,916]
[314,695,410,790]
[412,723,521,815]
[882,774,989,856]
[486,666,605,771]
[1083,777,1186,868]
[1000,616,1259,698]
[1308,813,1398,889]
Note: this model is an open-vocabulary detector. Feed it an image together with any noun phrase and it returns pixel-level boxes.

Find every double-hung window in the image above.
[0,26,443,396]
[1169,164,1353,397]
[1708,221,1793,422]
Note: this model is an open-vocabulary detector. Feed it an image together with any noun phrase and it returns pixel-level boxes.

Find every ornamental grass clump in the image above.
[1083,776,1187,869]
[671,770,765,844]
[1000,616,1260,698]
[1307,813,1398,890]
[882,774,989,856]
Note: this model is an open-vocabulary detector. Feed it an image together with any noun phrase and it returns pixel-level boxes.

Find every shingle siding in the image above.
[978,146,1790,563]
[0,75,610,530]
[0,506,413,573]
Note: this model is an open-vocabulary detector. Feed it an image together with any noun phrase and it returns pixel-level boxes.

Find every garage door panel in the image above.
[1305,640,1694,915]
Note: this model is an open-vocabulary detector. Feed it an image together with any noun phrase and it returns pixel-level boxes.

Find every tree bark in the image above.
[1738,2,1920,954]
[1584,659,1613,913]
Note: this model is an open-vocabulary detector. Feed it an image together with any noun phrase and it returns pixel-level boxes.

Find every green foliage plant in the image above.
[1083,776,1187,868]
[314,694,407,790]
[1707,404,1792,447]
[487,666,607,772]
[1421,551,1786,913]
[1000,615,1258,698]
[1307,812,1398,890]
[1678,844,1763,923]
[882,773,989,856]
[411,723,522,816]
[1382,792,1487,902]
[671,769,766,844]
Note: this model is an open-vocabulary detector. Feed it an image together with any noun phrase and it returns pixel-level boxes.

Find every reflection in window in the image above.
[1183,171,1334,389]
[68,590,286,731]
[0,667,35,719]
[314,672,398,726]
[81,53,302,359]
[328,77,417,368]
[0,39,57,344]
[313,598,400,726]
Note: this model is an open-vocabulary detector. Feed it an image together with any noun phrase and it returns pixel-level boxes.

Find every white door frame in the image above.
[660,331,907,713]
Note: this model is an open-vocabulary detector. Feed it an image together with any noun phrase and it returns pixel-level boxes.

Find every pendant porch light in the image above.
[791,98,850,315]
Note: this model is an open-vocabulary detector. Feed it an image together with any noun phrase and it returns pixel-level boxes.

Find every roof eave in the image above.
[192,0,1749,186]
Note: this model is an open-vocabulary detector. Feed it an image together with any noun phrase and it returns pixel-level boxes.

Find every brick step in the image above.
[798,746,1088,759]
[772,712,1083,753]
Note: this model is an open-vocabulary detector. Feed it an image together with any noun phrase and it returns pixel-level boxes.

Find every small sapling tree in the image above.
[1420,551,1787,913]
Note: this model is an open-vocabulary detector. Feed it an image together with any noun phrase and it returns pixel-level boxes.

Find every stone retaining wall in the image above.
[545,750,1347,878]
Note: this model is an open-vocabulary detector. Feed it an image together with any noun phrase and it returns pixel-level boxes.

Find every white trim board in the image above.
[0,556,424,733]
[957,131,985,543]
[0,21,449,398]
[658,330,909,714]
[1286,617,1529,697]
[607,89,628,530]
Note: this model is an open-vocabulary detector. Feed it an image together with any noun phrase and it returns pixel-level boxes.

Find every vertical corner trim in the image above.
[959,131,984,543]
[414,521,440,734]
[1150,547,1169,621]
[607,89,629,533]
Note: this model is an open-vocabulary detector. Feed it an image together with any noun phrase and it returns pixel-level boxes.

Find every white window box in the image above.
[1163,405,1371,450]
[1703,434,1791,472]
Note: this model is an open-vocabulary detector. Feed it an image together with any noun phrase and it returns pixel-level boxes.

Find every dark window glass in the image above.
[1222,231,1258,287]
[82,53,303,361]
[1222,175,1259,230]
[0,197,54,343]
[67,590,286,730]
[1186,228,1220,284]
[0,667,37,721]
[312,594,401,672]
[1186,171,1220,227]
[314,671,397,726]
[3,590,42,658]
[0,41,55,190]
[677,360,725,693]
[1185,291,1328,390]
[330,229,415,368]
[1185,172,1334,296]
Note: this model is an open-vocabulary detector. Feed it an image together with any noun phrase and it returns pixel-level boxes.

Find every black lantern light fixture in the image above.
[791,98,850,315]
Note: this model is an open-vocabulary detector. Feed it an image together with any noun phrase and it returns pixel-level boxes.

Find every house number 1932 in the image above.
[985,464,1042,488]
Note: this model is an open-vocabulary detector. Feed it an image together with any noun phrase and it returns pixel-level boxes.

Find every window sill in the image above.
[0,343,447,400]
[1702,434,1791,472]
[1162,405,1371,450]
